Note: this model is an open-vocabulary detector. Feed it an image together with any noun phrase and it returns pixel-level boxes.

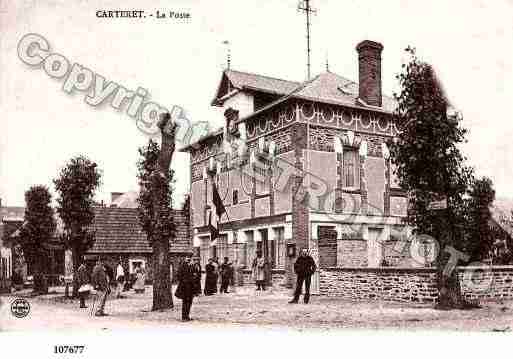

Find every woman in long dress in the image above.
[203,258,217,295]
[133,266,146,293]
[252,251,267,291]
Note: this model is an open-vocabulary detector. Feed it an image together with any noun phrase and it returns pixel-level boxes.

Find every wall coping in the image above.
[321,267,437,273]
[321,265,513,273]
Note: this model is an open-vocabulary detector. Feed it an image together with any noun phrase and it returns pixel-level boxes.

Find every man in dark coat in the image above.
[176,256,196,321]
[289,248,317,304]
[91,257,110,316]
[204,258,217,295]
[219,257,233,293]
[192,257,202,296]
[76,261,89,308]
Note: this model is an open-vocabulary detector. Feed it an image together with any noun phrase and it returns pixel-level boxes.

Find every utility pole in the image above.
[298,0,316,80]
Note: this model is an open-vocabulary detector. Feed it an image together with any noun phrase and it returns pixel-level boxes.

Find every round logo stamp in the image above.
[11,298,30,318]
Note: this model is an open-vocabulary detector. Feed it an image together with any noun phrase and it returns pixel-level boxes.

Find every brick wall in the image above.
[337,240,368,267]
[320,266,513,303]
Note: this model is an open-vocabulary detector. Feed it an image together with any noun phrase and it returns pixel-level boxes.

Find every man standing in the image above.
[204,258,217,295]
[115,260,125,299]
[176,255,195,321]
[76,261,89,309]
[219,257,233,293]
[91,257,110,316]
[289,249,317,304]
[192,256,202,296]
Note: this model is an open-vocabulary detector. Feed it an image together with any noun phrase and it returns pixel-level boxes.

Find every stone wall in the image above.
[320,267,438,303]
[459,266,513,301]
[319,266,513,303]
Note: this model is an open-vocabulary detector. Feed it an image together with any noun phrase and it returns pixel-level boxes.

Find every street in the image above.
[1,286,513,331]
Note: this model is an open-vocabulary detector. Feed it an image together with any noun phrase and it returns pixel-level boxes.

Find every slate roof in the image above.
[283,71,397,114]
[184,69,397,152]
[212,70,300,105]
[88,206,191,254]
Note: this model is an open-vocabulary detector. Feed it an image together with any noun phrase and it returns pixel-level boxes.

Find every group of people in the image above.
[174,248,317,321]
[204,257,234,295]
[76,258,146,316]
[175,256,234,321]
[74,248,317,320]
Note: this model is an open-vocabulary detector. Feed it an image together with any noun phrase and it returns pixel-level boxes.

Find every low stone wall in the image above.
[320,267,438,302]
[459,266,513,301]
[319,266,513,303]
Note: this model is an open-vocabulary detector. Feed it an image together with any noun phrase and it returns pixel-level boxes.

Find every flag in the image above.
[208,211,219,242]
[212,182,227,218]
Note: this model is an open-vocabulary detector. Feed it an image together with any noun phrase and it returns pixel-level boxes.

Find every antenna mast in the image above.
[222,40,231,70]
[298,0,316,80]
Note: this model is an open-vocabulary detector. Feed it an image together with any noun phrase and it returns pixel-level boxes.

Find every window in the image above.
[232,189,239,205]
[246,231,255,264]
[199,236,210,268]
[273,227,286,269]
[343,148,360,188]
[216,234,228,261]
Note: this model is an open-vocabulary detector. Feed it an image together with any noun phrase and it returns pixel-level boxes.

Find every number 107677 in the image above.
[54,345,85,354]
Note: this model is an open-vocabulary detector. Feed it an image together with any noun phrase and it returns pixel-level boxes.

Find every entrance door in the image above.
[367,228,384,267]
[259,229,272,286]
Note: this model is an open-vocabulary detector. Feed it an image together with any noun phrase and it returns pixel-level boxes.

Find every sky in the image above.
[1,0,513,207]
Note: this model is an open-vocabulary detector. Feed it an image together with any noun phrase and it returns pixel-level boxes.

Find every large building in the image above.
[182,40,413,291]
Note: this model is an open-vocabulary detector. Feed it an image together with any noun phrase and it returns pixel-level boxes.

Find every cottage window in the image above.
[273,227,286,269]
[343,148,360,188]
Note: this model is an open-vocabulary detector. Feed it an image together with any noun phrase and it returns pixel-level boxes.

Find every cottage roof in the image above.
[88,206,191,254]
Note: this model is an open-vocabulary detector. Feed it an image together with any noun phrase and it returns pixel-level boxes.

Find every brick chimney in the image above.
[356,40,383,107]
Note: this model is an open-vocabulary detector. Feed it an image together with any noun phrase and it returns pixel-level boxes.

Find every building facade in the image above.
[182,40,416,290]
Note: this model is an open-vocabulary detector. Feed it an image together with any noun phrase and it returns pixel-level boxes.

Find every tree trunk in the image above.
[151,238,173,311]
[71,247,80,298]
[435,255,464,310]
[33,251,48,295]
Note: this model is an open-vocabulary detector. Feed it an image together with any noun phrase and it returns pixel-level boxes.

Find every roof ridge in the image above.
[226,69,300,85]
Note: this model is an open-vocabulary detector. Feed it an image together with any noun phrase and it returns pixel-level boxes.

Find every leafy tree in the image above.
[389,47,475,309]
[137,113,176,311]
[18,185,56,294]
[54,156,101,297]
[464,177,496,263]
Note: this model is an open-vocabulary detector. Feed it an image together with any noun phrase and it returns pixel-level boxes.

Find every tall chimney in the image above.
[356,40,383,107]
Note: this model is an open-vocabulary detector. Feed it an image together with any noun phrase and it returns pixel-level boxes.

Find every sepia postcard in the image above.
[1,0,513,357]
